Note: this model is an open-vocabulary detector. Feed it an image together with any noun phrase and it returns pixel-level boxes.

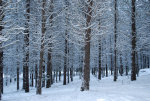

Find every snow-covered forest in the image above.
[0,0,150,101]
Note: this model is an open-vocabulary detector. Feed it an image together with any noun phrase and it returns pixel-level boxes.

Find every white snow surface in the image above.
[2,68,150,101]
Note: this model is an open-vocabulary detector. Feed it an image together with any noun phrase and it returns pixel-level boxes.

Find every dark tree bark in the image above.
[59,68,61,81]
[67,67,69,84]
[79,53,83,79]
[70,67,73,82]
[125,53,128,76]
[56,70,58,83]
[37,0,46,94]
[23,0,30,93]
[5,68,8,86]
[42,66,45,87]
[126,65,128,76]
[53,70,55,83]
[35,64,38,87]
[98,33,101,80]
[63,31,67,85]
[81,0,93,91]
[0,0,4,99]
[144,55,146,68]
[148,56,149,68]
[46,51,52,88]
[63,0,69,85]
[131,0,137,81]
[50,65,53,85]
[120,54,123,76]
[23,66,25,89]
[0,49,3,95]
[17,64,19,90]
[106,64,108,77]
[110,55,113,75]
[67,41,70,84]
[31,69,34,87]
[143,55,145,69]
[114,0,118,82]
[110,36,113,75]
[46,0,53,88]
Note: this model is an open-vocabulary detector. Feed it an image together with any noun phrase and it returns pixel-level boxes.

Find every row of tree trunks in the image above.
[140,54,149,69]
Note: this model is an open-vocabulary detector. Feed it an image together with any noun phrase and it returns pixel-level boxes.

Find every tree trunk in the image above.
[148,56,149,68]
[23,66,25,89]
[120,54,123,76]
[46,0,53,88]
[81,0,93,91]
[111,55,113,75]
[67,67,69,84]
[59,68,61,81]
[110,36,113,75]
[63,39,67,85]
[31,69,34,87]
[126,65,128,76]
[98,38,101,80]
[35,64,38,87]
[17,65,19,90]
[0,1,4,99]
[46,52,52,88]
[70,67,73,82]
[0,51,3,95]
[53,70,55,83]
[114,0,118,82]
[106,64,108,77]
[42,66,45,87]
[131,0,137,81]
[56,70,58,83]
[23,0,30,93]
[63,0,69,85]
[37,0,46,94]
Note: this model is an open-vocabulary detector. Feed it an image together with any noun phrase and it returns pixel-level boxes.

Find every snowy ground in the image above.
[2,68,150,101]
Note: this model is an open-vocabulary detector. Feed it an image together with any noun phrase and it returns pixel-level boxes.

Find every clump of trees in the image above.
[0,0,150,100]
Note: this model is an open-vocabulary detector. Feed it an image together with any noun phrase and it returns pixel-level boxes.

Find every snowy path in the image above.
[2,71,150,101]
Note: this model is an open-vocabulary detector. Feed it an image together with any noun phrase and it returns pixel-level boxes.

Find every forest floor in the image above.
[2,68,150,101]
